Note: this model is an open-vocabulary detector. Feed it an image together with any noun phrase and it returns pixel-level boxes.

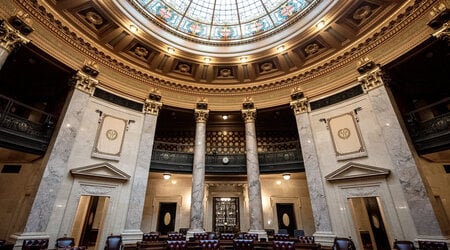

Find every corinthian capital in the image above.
[0,20,30,52]
[357,61,389,92]
[241,108,256,123]
[290,98,309,115]
[195,109,209,123]
[71,71,98,95]
[144,99,162,116]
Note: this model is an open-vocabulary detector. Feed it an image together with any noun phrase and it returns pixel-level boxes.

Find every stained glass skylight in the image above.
[134,0,314,41]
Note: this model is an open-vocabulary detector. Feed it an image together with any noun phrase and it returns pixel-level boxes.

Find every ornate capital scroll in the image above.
[290,98,309,115]
[0,19,31,52]
[241,97,256,123]
[194,109,209,123]
[241,108,256,123]
[144,99,162,116]
[70,71,98,95]
[357,61,389,92]
[290,88,308,114]
[144,89,162,115]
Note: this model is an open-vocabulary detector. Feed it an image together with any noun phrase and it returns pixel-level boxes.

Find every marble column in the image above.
[241,99,267,240]
[187,102,209,237]
[0,17,31,69]
[359,63,444,238]
[10,70,97,246]
[290,93,335,246]
[122,93,162,244]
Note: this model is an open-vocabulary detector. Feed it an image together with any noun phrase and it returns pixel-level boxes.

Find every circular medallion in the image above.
[106,129,118,140]
[337,128,351,139]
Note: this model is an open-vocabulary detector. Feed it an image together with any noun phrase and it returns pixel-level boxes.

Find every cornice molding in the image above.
[11,0,437,109]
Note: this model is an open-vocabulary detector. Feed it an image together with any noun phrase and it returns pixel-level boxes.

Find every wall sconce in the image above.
[163,173,171,180]
[222,114,228,120]
[282,173,291,180]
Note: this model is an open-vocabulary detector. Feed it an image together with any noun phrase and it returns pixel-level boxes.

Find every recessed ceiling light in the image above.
[277,45,285,52]
[283,173,291,180]
[204,57,211,63]
[222,114,228,120]
[316,21,325,29]
[240,57,247,63]
[167,47,175,54]
[130,24,138,33]
[163,173,171,180]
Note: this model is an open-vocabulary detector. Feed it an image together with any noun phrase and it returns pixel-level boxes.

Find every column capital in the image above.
[70,71,98,95]
[144,89,162,115]
[290,98,309,115]
[0,18,31,52]
[241,108,256,123]
[195,109,209,123]
[290,89,308,115]
[144,99,162,116]
[357,60,388,92]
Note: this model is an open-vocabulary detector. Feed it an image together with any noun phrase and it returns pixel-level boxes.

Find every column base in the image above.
[9,232,50,250]
[121,229,144,245]
[312,231,336,247]
[247,229,268,242]
[186,228,205,240]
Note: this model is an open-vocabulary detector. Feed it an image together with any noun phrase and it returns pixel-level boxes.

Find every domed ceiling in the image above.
[23,0,421,108]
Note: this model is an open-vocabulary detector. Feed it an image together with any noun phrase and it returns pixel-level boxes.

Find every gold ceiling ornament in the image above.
[291,86,302,94]
[197,97,208,103]
[356,56,371,66]
[15,10,33,25]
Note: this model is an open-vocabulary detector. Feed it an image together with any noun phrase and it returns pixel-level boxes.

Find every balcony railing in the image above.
[0,94,56,154]
[404,97,450,154]
[151,141,304,174]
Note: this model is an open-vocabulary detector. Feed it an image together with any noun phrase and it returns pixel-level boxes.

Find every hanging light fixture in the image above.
[163,173,171,180]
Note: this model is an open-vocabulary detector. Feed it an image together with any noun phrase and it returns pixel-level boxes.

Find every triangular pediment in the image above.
[325,162,390,182]
[70,162,130,182]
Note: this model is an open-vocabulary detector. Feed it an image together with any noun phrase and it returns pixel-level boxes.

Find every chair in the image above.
[55,236,75,249]
[393,239,415,250]
[233,239,254,250]
[273,240,295,250]
[207,232,217,240]
[298,236,315,244]
[22,239,49,250]
[242,233,258,241]
[278,229,288,235]
[332,237,355,250]
[199,240,219,250]
[273,234,290,241]
[179,228,189,235]
[104,235,122,250]
[220,233,235,240]
[168,233,185,240]
[294,229,305,237]
[194,233,208,240]
[142,232,160,242]
[166,240,187,250]
[418,240,448,250]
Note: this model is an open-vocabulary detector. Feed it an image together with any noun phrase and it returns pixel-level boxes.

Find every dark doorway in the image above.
[276,203,297,236]
[348,197,390,250]
[157,202,177,235]
[74,195,109,249]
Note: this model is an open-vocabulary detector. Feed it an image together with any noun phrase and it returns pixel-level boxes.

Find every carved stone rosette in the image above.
[0,20,30,52]
[144,98,162,116]
[194,109,209,123]
[290,98,309,115]
[71,71,98,95]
